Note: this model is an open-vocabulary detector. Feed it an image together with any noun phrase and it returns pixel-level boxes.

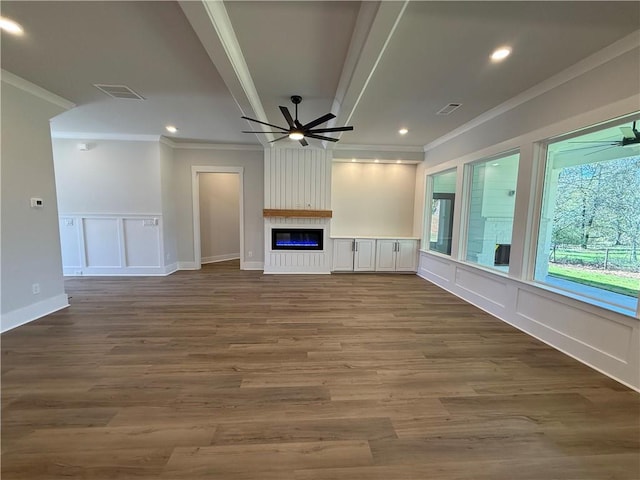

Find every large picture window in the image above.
[427,169,457,255]
[464,152,520,271]
[535,117,640,314]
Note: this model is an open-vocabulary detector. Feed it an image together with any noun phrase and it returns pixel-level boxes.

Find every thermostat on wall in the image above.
[30,198,44,208]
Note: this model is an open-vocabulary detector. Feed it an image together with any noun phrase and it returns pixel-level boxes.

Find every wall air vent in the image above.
[436,103,462,115]
[94,84,145,100]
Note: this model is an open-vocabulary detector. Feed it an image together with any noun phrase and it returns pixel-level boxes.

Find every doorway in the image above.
[191,166,244,269]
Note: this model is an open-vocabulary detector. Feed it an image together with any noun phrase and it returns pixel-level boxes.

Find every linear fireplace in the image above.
[271,228,324,251]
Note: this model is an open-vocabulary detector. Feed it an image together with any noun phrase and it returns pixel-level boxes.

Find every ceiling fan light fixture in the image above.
[289,131,304,141]
[491,46,512,62]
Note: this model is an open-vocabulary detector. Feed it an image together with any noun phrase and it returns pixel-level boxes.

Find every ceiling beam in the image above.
[179,0,272,146]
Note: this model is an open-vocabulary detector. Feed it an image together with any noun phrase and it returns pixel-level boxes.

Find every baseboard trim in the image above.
[1,294,69,333]
[178,261,200,270]
[241,261,264,271]
[201,254,240,264]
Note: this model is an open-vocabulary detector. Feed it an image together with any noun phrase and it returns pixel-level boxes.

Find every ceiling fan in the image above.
[569,121,640,155]
[241,95,353,147]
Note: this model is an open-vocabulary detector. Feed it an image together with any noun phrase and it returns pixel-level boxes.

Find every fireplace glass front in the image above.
[271,228,324,251]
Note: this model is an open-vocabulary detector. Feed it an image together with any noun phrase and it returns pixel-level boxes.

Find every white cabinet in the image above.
[332,238,376,272]
[354,239,376,271]
[375,239,418,272]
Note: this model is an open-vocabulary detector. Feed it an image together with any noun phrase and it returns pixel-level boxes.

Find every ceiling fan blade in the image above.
[299,138,308,147]
[306,133,339,142]
[307,126,354,134]
[269,135,289,143]
[585,145,616,156]
[242,131,289,134]
[241,116,288,131]
[302,113,336,130]
[279,106,295,129]
[568,141,619,144]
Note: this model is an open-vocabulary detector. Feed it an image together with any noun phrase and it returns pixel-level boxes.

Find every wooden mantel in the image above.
[263,209,332,218]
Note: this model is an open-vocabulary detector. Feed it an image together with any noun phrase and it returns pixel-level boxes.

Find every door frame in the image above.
[191,166,244,269]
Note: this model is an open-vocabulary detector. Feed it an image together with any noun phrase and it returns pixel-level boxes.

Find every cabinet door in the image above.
[395,239,418,272]
[375,239,397,271]
[354,239,376,271]
[332,239,354,271]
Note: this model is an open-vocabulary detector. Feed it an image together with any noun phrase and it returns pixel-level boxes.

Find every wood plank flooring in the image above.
[2,261,639,479]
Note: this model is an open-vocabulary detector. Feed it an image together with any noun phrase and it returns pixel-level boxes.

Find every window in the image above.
[535,117,640,314]
[464,152,520,271]
[427,169,457,255]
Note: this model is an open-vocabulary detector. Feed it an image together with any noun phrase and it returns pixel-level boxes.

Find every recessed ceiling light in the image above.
[491,162,500,166]
[396,160,402,164]
[491,46,512,62]
[399,128,408,135]
[374,159,379,163]
[0,16,24,35]
[165,125,178,134]
[351,158,356,162]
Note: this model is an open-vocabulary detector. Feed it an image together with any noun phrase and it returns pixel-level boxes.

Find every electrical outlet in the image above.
[32,283,40,295]
[248,251,253,258]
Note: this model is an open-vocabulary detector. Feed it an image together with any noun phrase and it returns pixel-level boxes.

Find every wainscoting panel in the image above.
[123,218,161,267]
[418,250,640,390]
[83,218,121,268]
[59,217,82,269]
[60,214,167,276]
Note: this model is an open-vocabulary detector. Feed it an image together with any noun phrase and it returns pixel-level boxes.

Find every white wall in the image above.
[52,139,167,275]
[172,146,264,268]
[199,173,240,263]
[332,162,416,236]
[1,77,70,331]
[417,43,640,389]
[53,139,161,214]
[159,140,177,268]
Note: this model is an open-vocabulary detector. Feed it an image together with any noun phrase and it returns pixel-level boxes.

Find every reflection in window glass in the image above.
[535,118,640,315]
[465,153,520,271]
[428,169,457,255]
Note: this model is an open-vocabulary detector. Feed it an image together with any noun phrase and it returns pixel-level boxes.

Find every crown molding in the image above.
[1,70,75,110]
[165,137,263,151]
[334,143,424,153]
[424,29,640,152]
[51,132,161,142]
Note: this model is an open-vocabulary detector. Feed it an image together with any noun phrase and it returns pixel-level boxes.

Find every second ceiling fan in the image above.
[242,95,353,146]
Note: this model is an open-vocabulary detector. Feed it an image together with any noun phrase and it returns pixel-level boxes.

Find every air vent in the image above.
[94,84,145,100]
[436,103,462,115]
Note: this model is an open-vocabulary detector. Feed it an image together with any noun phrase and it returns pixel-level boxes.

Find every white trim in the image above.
[161,137,263,150]
[164,263,178,275]
[242,261,264,271]
[1,294,69,333]
[64,267,168,276]
[191,166,245,271]
[1,70,75,110]
[200,1,273,144]
[201,253,240,264]
[424,30,640,152]
[51,131,161,142]
[58,212,163,218]
[178,261,199,270]
[334,143,424,153]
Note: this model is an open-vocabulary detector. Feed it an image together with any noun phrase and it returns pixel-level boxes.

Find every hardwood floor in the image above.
[2,261,639,479]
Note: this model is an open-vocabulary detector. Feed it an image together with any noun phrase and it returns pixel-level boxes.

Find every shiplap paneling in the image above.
[264,148,332,210]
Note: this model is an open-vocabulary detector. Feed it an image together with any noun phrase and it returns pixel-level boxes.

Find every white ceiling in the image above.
[1,1,639,150]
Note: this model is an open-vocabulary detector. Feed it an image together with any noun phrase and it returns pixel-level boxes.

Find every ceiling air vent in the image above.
[94,84,145,100]
[436,103,462,115]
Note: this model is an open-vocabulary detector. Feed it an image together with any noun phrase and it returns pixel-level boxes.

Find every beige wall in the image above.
[331,162,416,237]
